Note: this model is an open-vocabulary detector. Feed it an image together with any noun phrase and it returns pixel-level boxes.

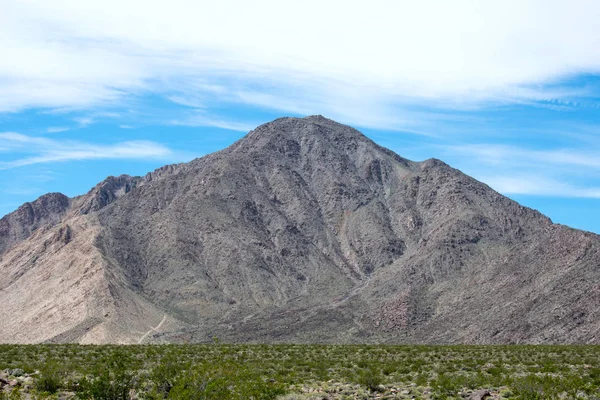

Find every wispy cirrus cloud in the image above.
[170,112,259,132]
[435,143,600,198]
[0,132,174,169]
[46,126,70,133]
[449,144,600,170]
[2,1,600,129]
[480,175,600,198]
[74,117,95,127]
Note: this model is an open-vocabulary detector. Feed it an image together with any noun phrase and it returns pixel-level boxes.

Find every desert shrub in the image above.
[510,374,559,400]
[589,367,600,385]
[34,360,63,394]
[486,365,508,377]
[415,372,428,386]
[381,364,396,376]
[78,370,135,400]
[510,372,591,400]
[76,349,138,400]
[430,373,462,399]
[146,354,186,398]
[168,361,285,400]
[355,367,383,392]
[7,388,22,400]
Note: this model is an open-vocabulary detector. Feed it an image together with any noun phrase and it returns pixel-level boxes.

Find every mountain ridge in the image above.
[1,115,598,344]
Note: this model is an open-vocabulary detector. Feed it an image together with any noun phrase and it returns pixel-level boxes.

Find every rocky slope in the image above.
[1,115,599,344]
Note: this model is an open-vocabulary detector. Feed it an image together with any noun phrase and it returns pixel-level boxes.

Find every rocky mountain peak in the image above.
[238,115,371,151]
[74,174,140,214]
[1,116,599,345]
[222,115,413,180]
[0,192,70,256]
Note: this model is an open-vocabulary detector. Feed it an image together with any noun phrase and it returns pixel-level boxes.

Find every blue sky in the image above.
[1,0,600,233]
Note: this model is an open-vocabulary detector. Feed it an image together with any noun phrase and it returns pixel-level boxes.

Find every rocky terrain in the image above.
[0,115,599,344]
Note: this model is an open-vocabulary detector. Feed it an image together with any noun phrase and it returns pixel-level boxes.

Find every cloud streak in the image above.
[449,144,600,170]
[436,143,600,198]
[46,126,70,133]
[0,132,173,169]
[169,113,259,132]
[480,175,600,199]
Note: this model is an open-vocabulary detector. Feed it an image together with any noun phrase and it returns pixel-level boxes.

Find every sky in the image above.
[1,0,600,233]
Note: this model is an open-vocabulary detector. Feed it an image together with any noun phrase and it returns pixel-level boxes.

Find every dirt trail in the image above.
[138,315,167,344]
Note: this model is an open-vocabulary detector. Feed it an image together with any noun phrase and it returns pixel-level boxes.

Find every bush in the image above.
[147,355,185,398]
[7,388,22,400]
[168,362,285,400]
[356,367,383,392]
[34,361,63,394]
[76,349,137,400]
[431,373,461,399]
[510,374,557,400]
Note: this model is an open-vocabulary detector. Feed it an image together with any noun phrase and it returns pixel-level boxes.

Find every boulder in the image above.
[469,389,491,400]
[10,368,24,377]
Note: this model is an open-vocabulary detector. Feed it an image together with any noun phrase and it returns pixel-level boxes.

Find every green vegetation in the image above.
[1,344,600,399]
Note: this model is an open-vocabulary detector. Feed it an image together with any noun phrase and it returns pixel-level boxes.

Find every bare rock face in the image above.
[1,115,599,344]
[74,174,140,215]
[0,192,70,256]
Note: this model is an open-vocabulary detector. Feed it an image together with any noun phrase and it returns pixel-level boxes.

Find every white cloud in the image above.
[74,117,94,127]
[0,132,173,169]
[46,126,70,133]
[435,143,600,198]
[449,144,600,169]
[2,187,42,196]
[1,1,600,126]
[170,113,259,132]
[480,175,600,198]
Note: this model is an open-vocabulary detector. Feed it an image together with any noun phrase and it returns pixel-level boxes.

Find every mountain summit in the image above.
[1,116,599,344]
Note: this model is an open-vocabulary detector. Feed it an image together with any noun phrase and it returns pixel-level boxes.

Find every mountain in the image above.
[1,115,599,344]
